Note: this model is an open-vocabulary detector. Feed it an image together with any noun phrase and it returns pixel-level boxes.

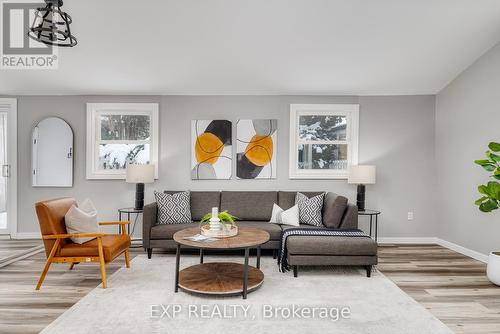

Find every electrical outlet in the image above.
[407,212,414,220]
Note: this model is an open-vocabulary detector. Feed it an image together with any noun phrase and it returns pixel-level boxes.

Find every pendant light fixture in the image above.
[28,0,77,47]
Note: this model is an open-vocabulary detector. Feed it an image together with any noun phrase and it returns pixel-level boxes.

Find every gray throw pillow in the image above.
[155,191,191,224]
[323,194,348,228]
[295,192,325,226]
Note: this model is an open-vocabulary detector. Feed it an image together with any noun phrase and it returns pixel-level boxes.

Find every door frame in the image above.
[0,98,17,236]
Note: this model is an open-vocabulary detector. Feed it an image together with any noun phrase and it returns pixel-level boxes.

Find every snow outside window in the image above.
[289,104,359,179]
[86,103,159,179]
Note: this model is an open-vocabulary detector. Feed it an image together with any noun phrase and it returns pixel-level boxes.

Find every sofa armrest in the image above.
[143,202,157,248]
[339,204,358,229]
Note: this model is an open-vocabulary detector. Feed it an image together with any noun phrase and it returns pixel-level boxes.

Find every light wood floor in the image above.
[0,242,498,334]
[378,244,500,334]
[0,239,43,260]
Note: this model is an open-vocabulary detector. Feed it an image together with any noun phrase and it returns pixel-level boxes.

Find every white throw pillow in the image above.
[269,203,283,223]
[269,203,300,227]
[64,199,99,244]
[280,205,300,226]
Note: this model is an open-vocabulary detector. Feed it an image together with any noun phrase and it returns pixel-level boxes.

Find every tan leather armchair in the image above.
[35,198,131,290]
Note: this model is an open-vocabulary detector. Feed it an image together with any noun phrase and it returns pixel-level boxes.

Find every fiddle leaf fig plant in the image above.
[474,142,500,212]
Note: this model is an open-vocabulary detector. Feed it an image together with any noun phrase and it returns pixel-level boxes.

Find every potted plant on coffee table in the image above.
[200,209,238,238]
[474,142,500,285]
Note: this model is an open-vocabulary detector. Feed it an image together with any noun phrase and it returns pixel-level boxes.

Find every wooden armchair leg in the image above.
[69,262,76,270]
[124,249,130,268]
[36,259,53,290]
[36,239,60,290]
[97,238,107,288]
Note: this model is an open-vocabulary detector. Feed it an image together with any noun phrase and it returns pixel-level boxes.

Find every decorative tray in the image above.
[200,224,238,238]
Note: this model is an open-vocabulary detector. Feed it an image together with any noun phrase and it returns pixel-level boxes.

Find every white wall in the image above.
[436,42,500,255]
[15,95,437,239]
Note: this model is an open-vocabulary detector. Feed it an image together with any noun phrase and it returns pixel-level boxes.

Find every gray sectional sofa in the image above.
[143,191,378,276]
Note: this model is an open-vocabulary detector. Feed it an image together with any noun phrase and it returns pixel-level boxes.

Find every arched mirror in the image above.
[32,117,73,187]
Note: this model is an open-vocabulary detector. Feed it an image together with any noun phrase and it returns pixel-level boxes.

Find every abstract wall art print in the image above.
[191,120,232,180]
[236,119,277,179]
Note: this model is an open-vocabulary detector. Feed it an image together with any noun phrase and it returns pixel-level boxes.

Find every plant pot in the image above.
[487,252,500,286]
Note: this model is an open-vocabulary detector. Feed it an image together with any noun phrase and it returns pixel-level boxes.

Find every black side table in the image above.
[358,209,381,241]
[118,207,143,235]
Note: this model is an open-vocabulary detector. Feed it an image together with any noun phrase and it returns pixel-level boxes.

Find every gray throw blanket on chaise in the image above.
[278,228,370,272]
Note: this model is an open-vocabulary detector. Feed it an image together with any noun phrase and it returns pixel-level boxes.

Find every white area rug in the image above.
[41,254,454,334]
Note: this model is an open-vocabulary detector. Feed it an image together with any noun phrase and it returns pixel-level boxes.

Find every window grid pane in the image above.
[297,144,348,170]
[97,143,150,170]
[100,114,150,141]
[298,115,347,141]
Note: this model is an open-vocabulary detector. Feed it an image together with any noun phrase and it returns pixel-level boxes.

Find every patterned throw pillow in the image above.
[154,191,192,224]
[295,192,325,226]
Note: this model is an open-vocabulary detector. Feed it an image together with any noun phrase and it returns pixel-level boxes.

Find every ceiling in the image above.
[2,0,500,96]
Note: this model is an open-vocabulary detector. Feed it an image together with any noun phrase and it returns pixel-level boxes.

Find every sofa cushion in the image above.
[190,191,220,221]
[281,223,325,230]
[323,193,348,228]
[150,221,281,241]
[237,221,282,240]
[151,222,200,239]
[278,191,324,210]
[287,236,377,256]
[220,191,277,221]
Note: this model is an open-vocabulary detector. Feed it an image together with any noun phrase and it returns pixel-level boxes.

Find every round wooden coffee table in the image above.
[173,227,270,299]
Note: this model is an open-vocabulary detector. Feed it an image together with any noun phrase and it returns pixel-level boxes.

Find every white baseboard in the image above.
[377,237,438,244]
[377,237,488,263]
[436,238,488,263]
[11,232,41,239]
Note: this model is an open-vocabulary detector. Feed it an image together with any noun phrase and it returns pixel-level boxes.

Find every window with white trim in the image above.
[86,103,159,179]
[289,104,359,179]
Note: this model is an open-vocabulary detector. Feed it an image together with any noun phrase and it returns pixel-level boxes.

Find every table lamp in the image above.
[126,164,155,210]
[348,165,376,212]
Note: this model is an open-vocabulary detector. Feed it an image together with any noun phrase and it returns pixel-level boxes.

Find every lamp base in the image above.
[134,183,145,210]
[356,184,366,212]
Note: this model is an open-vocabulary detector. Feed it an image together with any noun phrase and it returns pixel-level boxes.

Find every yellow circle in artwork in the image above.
[244,135,273,167]
[195,132,224,164]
